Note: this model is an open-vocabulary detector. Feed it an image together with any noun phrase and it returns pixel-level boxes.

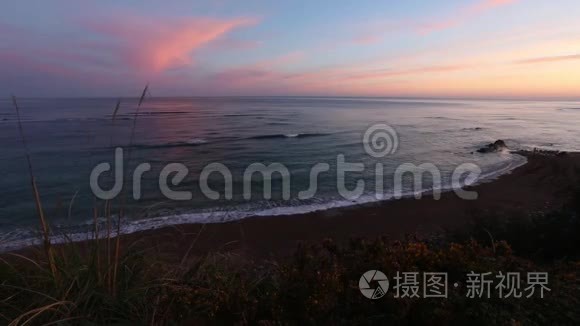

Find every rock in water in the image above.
[477,140,508,153]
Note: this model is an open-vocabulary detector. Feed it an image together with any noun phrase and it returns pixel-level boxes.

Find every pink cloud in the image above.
[84,16,257,73]
[350,0,518,46]
[346,64,474,81]
[0,16,259,96]
[515,54,580,64]
[204,38,263,51]
[0,49,127,96]
[352,34,383,45]
[475,0,518,11]
[209,68,277,87]
[417,0,519,34]
[206,51,304,88]
[256,51,305,68]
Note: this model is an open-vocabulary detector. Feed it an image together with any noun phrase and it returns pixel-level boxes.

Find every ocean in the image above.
[1,97,579,249]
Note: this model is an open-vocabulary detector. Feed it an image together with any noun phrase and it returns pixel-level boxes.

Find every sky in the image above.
[1,0,579,98]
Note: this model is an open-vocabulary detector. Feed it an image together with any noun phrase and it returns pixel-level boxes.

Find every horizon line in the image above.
[4,94,580,102]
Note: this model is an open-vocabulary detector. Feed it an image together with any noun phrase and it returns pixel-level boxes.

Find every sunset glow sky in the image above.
[1,0,580,98]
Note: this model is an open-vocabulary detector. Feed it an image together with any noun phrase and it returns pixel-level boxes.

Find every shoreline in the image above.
[8,151,579,258]
[62,151,580,259]
[1,151,527,252]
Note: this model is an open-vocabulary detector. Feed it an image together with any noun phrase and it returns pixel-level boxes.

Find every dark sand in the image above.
[113,151,579,260]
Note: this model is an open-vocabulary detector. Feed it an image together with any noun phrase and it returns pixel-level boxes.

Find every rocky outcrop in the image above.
[477,140,508,153]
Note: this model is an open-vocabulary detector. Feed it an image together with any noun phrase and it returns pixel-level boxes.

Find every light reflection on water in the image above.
[0,97,578,243]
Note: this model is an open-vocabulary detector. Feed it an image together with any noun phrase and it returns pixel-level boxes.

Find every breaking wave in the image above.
[246,133,329,140]
[0,153,528,252]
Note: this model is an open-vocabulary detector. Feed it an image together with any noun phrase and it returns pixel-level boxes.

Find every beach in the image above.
[3,97,580,250]
[7,150,580,325]
[5,3,580,323]
[109,151,579,259]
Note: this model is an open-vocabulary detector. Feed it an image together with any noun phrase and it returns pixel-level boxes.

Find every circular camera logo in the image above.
[363,124,399,158]
[359,270,389,299]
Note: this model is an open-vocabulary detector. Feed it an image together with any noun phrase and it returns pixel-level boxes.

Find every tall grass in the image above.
[112,84,149,295]
[2,226,579,324]
[2,88,151,324]
[2,92,578,324]
[10,96,57,279]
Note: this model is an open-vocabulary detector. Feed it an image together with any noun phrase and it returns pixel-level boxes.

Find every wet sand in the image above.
[112,151,579,260]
